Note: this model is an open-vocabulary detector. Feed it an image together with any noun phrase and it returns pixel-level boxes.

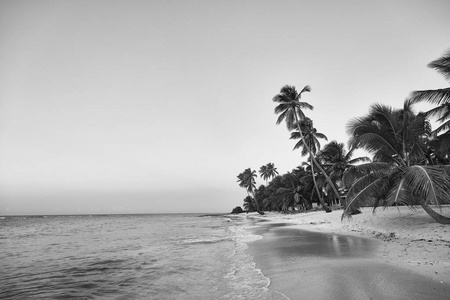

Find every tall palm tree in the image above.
[259,163,279,185]
[237,168,261,212]
[273,85,339,212]
[290,117,330,210]
[410,49,450,160]
[343,101,450,224]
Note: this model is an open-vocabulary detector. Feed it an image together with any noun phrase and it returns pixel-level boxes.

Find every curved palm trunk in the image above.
[419,201,450,224]
[310,156,331,212]
[294,113,339,210]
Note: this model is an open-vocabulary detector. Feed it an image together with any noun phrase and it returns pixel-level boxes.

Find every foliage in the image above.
[410,49,450,161]
[242,196,256,212]
[343,100,450,224]
[233,50,450,225]
[231,206,244,214]
[273,85,339,212]
[259,163,279,184]
[237,168,260,212]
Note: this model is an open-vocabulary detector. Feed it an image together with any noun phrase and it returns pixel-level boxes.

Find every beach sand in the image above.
[240,206,450,299]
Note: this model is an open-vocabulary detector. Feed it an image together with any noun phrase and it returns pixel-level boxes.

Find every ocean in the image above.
[0,214,287,299]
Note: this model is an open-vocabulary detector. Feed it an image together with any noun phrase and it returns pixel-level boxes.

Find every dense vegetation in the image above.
[236,50,450,224]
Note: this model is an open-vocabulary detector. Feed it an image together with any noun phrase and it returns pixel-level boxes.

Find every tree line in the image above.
[235,49,450,224]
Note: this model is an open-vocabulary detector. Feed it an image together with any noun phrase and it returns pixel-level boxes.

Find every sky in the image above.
[0,0,449,215]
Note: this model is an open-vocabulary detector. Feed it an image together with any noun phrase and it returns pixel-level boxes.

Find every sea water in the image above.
[0,214,287,299]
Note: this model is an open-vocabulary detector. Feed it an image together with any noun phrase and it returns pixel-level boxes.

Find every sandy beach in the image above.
[240,206,450,299]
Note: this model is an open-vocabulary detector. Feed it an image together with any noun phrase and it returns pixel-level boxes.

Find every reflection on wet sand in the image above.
[247,220,450,300]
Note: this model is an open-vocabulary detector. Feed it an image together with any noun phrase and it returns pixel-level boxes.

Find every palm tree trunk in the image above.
[310,156,331,212]
[294,113,340,209]
[419,201,450,224]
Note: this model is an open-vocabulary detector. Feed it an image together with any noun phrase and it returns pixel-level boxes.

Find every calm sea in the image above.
[0,214,287,299]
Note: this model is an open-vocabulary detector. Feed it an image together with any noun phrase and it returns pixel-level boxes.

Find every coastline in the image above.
[233,206,450,299]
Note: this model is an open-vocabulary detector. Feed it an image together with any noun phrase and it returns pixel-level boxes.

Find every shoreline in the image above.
[239,206,450,282]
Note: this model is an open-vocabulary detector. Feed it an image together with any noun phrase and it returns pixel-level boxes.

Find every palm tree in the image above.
[410,49,450,160]
[262,175,284,211]
[237,168,261,213]
[291,118,328,155]
[290,117,330,210]
[317,141,371,202]
[242,196,254,212]
[276,172,302,212]
[343,101,450,224]
[273,85,339,212]
[292,166,315,210]
[259,163,279,185]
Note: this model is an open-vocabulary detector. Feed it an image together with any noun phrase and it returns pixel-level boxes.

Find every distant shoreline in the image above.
[0,212,227,218]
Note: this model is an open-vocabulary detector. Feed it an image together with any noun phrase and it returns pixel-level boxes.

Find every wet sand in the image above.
[247,219,450,300]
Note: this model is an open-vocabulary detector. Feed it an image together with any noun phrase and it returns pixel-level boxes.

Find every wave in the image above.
[180,236,233,245]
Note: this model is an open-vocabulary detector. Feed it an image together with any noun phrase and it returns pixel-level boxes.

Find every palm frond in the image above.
[350,132,400,158]
[342,174,389,220]
[315,132,328,140]
[384,176,416,207]
[346,116,370,137]
[297,101,314,110]
[428,49,450,81]
[279,85,297,98]
[423,103,449,120]
[370,103,399,134]
[436,132,450,153]
[434,120,450,135]
[275,108,288,125]
[409,88,450,106]
[290,131,301,139]
[300,85,311,94]
[347,156,371,165]
[342,162,394,188]
[403,165,450,206]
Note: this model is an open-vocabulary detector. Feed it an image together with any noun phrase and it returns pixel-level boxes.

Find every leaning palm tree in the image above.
[410,49,450,160]
[343,101,450,224]
[290,117,330,210]
[259,163,279,185]
[273,85,339,212]
[237,168,261,213]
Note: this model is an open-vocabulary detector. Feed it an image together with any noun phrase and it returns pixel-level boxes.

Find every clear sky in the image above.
[0,0,449,215]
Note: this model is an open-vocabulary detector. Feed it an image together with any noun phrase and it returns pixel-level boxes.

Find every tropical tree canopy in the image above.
[237,168,257,195]
[273,85,313,130]
[237,168,262,213]
[410,49,450,134]
[273,85,339,212]
[410,49,450,160]
[259,163,279,184]
[343,100,450,224]
[316,141,371,195]
[290,117,328,156]
[346,101,430,166]
[234,50,450,224]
